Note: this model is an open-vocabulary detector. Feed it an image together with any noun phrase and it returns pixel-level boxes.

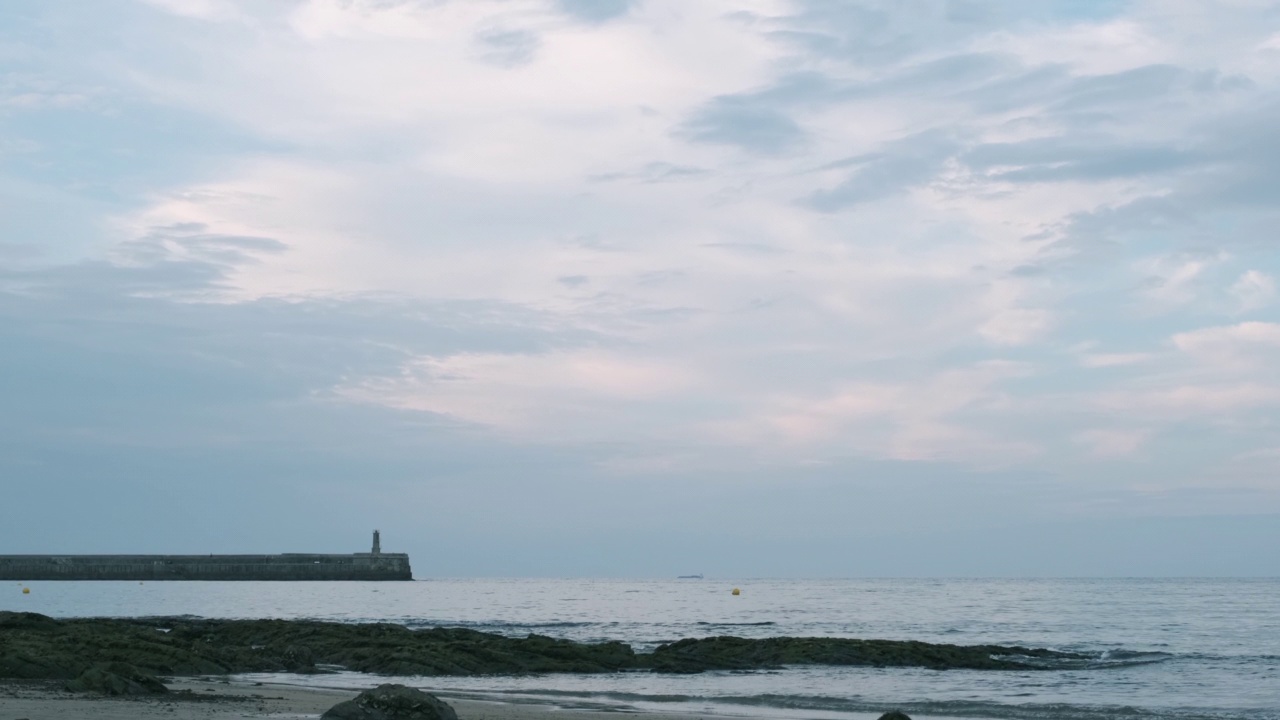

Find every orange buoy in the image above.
[22,587,30,594]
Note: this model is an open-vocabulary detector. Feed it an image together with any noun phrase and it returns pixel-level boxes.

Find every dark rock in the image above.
[643,635,1080,673]
[321,684,458,720]
[0,611,59,630]
[282,644,315,668]
[64,662,169,696]
[878,713,912,720]
[0,615,1080,681]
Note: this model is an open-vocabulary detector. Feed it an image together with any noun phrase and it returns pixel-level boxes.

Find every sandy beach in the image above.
[0,677,715,720]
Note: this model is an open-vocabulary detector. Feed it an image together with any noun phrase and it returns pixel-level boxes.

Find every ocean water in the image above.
[5,578,1278,720]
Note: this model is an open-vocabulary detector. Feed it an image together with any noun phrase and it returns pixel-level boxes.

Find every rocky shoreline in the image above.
[0,610,1081,682]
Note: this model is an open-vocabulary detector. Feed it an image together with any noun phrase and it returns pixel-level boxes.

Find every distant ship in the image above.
[677,574,704,579]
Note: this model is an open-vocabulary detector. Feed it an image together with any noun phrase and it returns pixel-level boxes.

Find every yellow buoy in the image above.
[22,587,30,594]
[731,587,740,596]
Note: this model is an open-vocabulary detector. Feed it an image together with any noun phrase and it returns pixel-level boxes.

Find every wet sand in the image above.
[0,677,716,720]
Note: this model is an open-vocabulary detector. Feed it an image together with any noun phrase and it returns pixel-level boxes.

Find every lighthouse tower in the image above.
[372,529,382,556]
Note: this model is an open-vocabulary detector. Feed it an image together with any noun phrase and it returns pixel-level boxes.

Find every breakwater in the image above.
[0,553,412,581]
[0,531,412,581]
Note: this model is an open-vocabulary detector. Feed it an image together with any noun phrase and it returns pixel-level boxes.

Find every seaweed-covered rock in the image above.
[0,613,1080,681]
[0,611,60,630]
[64,662,169,695]
[321,684,458,720]
[878,713,912,720]
[645,635,1079,673]
[0,613,235,679]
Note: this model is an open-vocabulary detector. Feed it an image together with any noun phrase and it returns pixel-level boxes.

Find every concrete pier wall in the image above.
[0,553,413,581]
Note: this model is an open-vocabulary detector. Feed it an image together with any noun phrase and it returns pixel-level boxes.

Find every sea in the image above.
[5,578,1278,720]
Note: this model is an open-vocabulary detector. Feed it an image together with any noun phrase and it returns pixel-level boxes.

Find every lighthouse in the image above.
[372,529,382,556]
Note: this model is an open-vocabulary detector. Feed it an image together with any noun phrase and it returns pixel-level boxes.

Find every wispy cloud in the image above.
[4,0,1280,570]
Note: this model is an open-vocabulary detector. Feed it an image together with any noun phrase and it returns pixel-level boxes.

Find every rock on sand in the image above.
[322,683,459,720]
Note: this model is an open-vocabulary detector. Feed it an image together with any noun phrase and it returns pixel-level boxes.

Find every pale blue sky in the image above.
[2,0,1278,576]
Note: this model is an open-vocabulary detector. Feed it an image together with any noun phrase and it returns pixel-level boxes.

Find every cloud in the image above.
[588,162,706,184]
[677,97,807,153]
[4,0,1280,571]
[1099,383,1280,416]
[1134,252,1225,308]
[1230,270,1276,313]
[557,0,634,23]
[474,28,541,67]
[139,0,243,22]
[714,360,1039,465]
[1075,428,1152,458]
[1172,321,1280,369]
[807,131,959,211]
[964,137,1200,184]
[978,307,1052,346]
[1089,322,1280,421]
[1077,349,1154,368]
[557,274,590,288]
[115,223,288,273]
[337,349,699,441]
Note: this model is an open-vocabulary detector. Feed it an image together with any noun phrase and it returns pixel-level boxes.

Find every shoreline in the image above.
[0,676,750,720]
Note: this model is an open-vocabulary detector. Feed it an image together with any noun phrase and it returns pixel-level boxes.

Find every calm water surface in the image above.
[6,578,1278,720]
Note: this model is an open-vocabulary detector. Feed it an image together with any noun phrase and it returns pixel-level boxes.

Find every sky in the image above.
[1,0,1278,577]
